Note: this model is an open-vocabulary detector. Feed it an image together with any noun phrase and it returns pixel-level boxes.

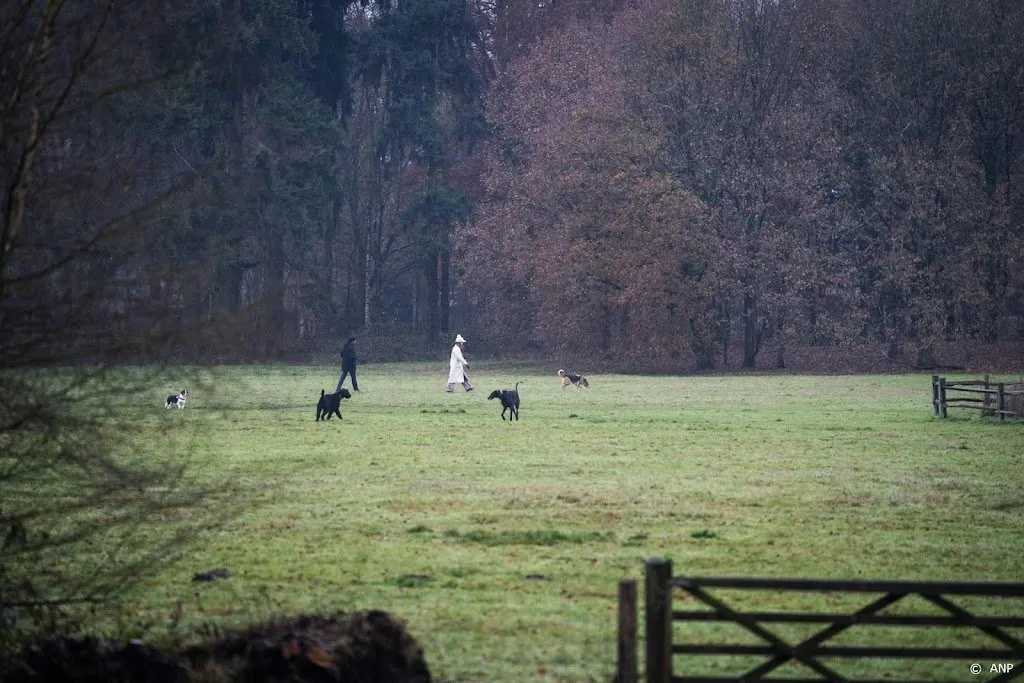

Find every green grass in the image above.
[51,365,1024,680]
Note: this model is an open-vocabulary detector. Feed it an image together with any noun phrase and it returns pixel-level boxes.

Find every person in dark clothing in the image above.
[336,337,359,392]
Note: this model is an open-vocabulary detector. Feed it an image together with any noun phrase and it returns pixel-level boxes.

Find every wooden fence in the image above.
[932,375,1024,420]
[615,558,1024,683]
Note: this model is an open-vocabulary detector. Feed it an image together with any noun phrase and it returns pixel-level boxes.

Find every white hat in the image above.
[454,334,467,343]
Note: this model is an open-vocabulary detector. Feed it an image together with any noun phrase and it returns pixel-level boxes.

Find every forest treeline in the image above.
[2,0,1022,370]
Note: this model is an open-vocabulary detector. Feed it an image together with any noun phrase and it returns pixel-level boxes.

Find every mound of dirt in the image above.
[4,610,431,683]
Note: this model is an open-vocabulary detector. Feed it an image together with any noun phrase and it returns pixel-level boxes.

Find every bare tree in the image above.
[0,0,227,655]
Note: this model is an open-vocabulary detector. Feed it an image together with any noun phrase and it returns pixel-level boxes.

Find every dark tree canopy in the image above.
[1,0,1021,371]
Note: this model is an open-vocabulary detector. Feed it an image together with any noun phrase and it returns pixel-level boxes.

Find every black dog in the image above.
[487,382,521,422]
[316,388,352,421]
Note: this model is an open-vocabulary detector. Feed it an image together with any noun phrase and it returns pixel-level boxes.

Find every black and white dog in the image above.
[165,390,188,409]
[487,382,521,422]
[316,388,352,421]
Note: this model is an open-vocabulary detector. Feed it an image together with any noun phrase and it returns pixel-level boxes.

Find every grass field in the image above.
[67,364,1024,680]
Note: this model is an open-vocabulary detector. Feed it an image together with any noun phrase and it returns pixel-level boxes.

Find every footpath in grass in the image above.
[105,364,1023,682]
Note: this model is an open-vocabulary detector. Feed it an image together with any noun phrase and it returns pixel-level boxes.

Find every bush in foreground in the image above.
[3,611,431,683]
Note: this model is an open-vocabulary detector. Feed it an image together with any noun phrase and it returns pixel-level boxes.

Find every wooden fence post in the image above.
[982,374,992,416]
[645,558,672,683]
[938,377,948,418]
[618,580,638,683]
[931,375,939,416]
[998,383,1006,422]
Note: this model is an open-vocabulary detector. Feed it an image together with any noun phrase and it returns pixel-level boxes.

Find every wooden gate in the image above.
[620,558,1024,683]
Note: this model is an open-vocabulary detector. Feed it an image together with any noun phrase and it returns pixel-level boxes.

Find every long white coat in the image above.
[447,343,468,384]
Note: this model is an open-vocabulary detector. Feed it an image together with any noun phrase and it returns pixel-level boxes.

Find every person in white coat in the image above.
[446,334,473,392]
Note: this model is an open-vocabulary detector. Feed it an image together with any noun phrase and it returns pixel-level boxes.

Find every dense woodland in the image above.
[2,0,1023,370]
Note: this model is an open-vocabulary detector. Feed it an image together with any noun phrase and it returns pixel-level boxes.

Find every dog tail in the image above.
[320,389,325,398]
[515,381,522,392]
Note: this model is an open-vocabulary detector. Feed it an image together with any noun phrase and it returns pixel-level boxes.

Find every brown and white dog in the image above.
[557,369,589,390]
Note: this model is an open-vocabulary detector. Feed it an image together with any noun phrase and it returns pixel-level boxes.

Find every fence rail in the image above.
[616,558,1024,683]
[932,375,1024,419]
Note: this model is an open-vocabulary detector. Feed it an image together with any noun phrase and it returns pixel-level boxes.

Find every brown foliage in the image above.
[458,0,1024,372]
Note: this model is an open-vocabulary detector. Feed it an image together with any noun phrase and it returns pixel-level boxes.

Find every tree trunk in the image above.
[742,292,762,369]
[439,247,451,335]
[719,299,730,370]
[689,317,716,370]
[413,272,421,329]
[425,254,440,344]
[322,200,339,336]
[211,259,244,355]
[214,261,243,317]
[363,246,372,327]
[263,230,286,355]
[775,318,786,369]
[345,189,367,330]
